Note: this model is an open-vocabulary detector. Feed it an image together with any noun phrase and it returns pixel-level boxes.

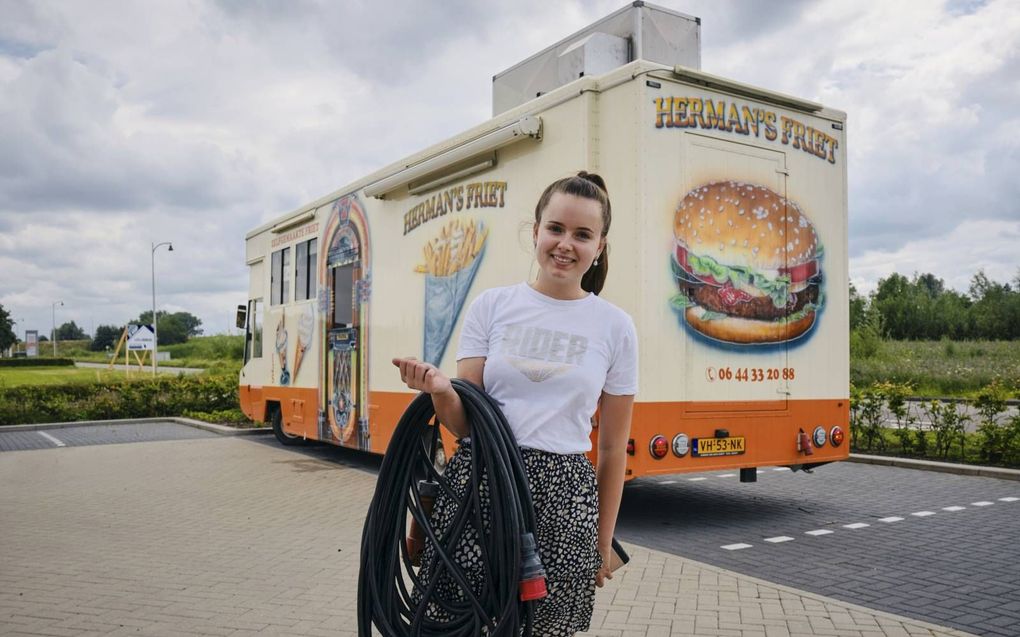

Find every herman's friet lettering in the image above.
[403,181,507,235]
[653,97,838,164]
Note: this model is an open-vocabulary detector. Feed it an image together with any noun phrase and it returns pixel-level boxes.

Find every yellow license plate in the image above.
[692,436,745,457]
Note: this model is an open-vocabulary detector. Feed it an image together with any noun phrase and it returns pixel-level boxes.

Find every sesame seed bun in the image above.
[673,181,819,271]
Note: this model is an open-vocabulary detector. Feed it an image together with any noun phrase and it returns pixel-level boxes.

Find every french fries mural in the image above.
[416,217,488,365]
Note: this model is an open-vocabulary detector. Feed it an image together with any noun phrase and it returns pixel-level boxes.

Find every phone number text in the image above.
[706,367,796,382]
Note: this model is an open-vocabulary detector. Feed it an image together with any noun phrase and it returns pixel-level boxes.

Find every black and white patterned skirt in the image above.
[418,441,601,636]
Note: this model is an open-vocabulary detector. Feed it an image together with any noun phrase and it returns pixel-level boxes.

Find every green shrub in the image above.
[850,326,883,359]
[0,358,74,368]
[919,399,969,460]
[183,408,259,426]
[974,380,1013,464]
[850,383,886,453]
[0,373,239,425]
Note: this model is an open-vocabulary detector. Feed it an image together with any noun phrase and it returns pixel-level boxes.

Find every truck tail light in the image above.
[830,426,845,447]
[649,435,668,459]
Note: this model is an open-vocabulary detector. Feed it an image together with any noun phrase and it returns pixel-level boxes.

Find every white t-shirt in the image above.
[456,282,639,454]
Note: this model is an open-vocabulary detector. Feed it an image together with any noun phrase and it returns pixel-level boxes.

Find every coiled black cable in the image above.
[358,379,540,637]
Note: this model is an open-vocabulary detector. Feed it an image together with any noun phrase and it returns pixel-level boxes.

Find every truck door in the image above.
[680,133,791,411]
[323,220,367,449]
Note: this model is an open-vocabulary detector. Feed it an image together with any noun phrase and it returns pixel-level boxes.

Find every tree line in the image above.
[852,270,1020,340]
[0,306,203,354]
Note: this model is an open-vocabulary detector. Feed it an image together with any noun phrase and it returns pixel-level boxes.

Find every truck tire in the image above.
[271,408,306,446]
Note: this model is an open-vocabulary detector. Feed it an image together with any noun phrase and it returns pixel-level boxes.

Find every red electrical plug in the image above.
[519,532,548,601]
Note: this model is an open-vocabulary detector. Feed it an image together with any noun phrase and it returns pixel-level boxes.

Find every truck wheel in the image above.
[271,409,306,446]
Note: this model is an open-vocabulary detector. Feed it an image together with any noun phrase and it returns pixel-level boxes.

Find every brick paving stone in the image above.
[0,434,986,637]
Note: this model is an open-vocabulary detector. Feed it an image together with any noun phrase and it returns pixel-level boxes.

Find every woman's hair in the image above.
[533,171,611,295]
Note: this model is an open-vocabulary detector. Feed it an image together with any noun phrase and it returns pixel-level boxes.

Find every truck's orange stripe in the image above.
[243,386,849,476]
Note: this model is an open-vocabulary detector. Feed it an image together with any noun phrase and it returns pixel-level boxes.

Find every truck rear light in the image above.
[812,426,827,447]
[671,433,690,457]
[830,426,845,447]
[649,435,668,459]
[626,439,635,456]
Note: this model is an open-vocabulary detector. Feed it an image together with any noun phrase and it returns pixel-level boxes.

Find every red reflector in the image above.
[626,439,635,456]
[830,426,845,447]
[650,435,669,459]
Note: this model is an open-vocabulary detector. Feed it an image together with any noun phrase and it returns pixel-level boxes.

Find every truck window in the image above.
[247,299,263,360]
[332,263,354,326]
[295,238,317,301]
[271,247,290,305]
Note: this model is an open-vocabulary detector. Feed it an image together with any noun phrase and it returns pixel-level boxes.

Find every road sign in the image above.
[127,324,155,351]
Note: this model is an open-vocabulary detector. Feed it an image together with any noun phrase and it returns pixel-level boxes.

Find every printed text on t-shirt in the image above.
[501,324,589,365]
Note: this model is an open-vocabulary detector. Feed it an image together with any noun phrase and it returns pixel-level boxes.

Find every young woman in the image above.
[393,171,638,635]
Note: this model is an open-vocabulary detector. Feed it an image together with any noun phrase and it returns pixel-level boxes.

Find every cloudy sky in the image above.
[2,0,1018,338]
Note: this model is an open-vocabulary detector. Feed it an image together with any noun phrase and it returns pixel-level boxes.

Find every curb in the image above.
[0,417,272,437]
[848,453,1020,481]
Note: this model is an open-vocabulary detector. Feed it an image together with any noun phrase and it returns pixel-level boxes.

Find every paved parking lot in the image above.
[0,429,978,636]
[0,422,217,452]
[618,465,1020,637]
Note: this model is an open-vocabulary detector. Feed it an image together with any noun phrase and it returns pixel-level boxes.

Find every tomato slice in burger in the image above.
[780,259,819,284]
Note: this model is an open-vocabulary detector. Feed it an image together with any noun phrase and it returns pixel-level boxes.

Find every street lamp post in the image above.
[151,241,173,376]
[51,301,63,357]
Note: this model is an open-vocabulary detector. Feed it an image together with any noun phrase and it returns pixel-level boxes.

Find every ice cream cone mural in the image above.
[275,314,290,385]
[416,218,488,365]
[292,304,315,379]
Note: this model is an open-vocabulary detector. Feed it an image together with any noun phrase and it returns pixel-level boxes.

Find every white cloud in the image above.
[1,0,1018,338]
[851,218,1020,295]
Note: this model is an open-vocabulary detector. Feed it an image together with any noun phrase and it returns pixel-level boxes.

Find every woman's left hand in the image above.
[595,546,613,587]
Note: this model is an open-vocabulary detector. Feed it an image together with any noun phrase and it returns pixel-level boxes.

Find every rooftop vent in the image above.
[492,1,701,116]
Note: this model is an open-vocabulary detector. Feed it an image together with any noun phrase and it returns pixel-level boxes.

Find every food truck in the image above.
[237,2,849,480]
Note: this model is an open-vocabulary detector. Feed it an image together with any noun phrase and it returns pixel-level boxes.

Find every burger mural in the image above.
[670,181,824,345]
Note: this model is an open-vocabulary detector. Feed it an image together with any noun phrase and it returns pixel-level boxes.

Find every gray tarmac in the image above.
[0,421,986,636]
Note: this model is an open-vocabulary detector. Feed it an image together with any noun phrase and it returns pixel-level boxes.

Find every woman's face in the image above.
[533,192,605,291]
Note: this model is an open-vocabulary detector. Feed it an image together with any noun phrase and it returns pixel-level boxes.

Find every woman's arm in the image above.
[594,391,635,587]
[391,357,485,439]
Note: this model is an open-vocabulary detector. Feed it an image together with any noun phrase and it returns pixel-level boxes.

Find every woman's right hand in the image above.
[392,357,453,396]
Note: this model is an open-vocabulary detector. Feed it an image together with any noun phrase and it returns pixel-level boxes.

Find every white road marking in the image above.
[709,490,1012,553]
[688,477,707,482]
[659,480,677,485]
[773,467,791,471]
[757,469,766,474]
[37,431,66,447]
[718,473,735,478]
